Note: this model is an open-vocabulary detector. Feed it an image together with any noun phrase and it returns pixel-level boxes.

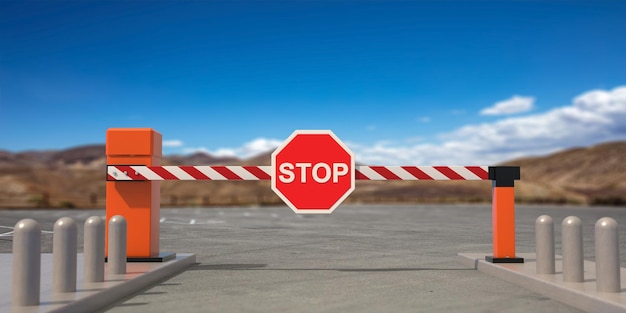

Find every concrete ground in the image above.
[2,204,625,313]
[459,253,626,313]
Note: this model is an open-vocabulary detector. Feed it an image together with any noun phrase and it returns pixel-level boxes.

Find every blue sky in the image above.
[1,1,625,165]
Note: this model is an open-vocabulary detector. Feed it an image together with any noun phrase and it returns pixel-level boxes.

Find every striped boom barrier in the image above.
[107,165,271,181]
[106,165,489,181]
[105,128,522,265]
[359,165,489,180]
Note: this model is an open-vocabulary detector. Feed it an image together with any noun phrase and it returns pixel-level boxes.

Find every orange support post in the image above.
[486,166,523,263]
[106,128,173,261]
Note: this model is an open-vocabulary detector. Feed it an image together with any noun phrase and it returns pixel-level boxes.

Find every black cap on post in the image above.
[488,166,521,187]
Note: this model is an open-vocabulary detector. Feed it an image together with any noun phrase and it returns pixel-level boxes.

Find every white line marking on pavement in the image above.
[0,231,15,237]
[0,226,54,237]
[203,220,225,224]
[160,220,191,225]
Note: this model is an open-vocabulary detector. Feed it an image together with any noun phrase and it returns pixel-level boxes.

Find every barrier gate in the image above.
[105,128,522,263]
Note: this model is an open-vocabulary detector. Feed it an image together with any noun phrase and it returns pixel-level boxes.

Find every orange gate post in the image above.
[486,166,523,263]
[106,128,174,261]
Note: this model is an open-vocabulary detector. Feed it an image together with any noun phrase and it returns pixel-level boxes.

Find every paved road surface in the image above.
[2,204,625,312]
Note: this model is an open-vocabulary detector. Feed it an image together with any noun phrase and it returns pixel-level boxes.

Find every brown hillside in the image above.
[50,145,105,166]
[0,141,625,208]
[501,141,626,204]
[242,151,272,165]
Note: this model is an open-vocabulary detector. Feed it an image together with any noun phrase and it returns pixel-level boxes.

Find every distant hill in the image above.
[0,141,625,208]
[0,145,241,168]
[242,151,271,166]
[501,141,626,205]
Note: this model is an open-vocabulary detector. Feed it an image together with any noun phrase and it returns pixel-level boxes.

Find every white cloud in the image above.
[174,87,626,166]
[239,138,282,157]
[481,95,535,115]
[183,138,282,159]
[212,148,238,158]
[352,86,626,165]
[417,116,430,123]
[163,139,183,147]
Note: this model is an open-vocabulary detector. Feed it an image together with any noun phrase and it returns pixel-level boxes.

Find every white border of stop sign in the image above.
[271,130,355,214]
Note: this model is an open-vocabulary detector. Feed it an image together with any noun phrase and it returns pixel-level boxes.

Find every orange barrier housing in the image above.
[487,167,523,263]
[106,128,161,258]
[492,187,516,257]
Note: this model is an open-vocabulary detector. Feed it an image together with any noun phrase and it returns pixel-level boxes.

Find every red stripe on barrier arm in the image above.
[107,174,116,181]
[466,166,489,180]
[180,166,211,180]
[212,166,243,180]
[434,166,464,179]
[149,166,180,180]
[243,166,271,180]
[370,166,401,180]
[355,170,370,180]
[401,166,433,180]
[115,165,148,180]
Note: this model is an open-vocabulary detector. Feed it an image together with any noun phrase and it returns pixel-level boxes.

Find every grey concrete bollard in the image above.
[595,217,620,292]
[12,218,41,306]
[84,216,105,283]
[53,217,77,293]
[108,215,127,275]
[536,215,555,274]
[562,216,584,282]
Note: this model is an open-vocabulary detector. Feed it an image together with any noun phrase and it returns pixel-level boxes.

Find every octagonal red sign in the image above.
[271,130,355,214]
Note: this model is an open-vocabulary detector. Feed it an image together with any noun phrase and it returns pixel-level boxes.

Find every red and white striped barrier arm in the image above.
[355,166,488,180]
[107,165,272,181]
[107,165,489,181]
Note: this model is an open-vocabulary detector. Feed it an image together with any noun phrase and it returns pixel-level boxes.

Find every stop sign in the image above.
[271,130,355,214]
